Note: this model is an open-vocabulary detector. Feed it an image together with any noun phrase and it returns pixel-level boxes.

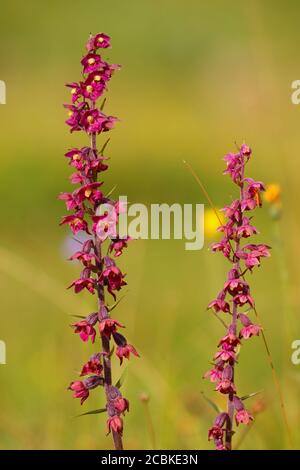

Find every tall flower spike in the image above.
[60,33,138,450]
[205,144,270,450]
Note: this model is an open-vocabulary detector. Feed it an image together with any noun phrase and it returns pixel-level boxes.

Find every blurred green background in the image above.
[1,0,300,450]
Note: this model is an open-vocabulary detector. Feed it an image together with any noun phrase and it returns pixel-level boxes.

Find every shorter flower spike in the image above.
[204,144,270,450]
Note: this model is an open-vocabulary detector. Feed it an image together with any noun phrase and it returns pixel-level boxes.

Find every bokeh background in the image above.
[1,0,300,450]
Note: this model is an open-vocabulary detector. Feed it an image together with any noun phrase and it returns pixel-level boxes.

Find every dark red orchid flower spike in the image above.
[205,144,270,450]
[60,33,138,450]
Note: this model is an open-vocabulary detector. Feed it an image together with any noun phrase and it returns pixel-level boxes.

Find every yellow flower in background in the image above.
[204,208,225,237]
[264,183,282,219]
[264,184,281,205]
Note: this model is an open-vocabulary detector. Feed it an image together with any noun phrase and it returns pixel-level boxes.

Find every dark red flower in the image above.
[116,343,139,365]
[107,415,123,435]
[113,397,129,414]
[68,277,95,294]
[208,292,230,313]
[72,319,96,343]
[99,318,124,338]
[73,182,103,206]
[60,211,89,234]
[59,191,78,211]
[86,33,111,51]
[66,82,82,103]
[64,148,86,170]
[81,53,105,74]
[64,102,87,132]
[100,265,126,299]
[68,381,89,405]
[80,353,103,376]
[208,425,224,442]
[239,314,262,339]
[80,108,117,134]
[109,237,131,257]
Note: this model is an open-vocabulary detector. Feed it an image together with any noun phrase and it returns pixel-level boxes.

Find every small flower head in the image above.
[113,397,130,415]
[115,343,139,364]
[113,333,139,364]
[208,425,224,442]
[208,292,230,313]
[86,33,111,51]
[99,318,124,338]
[100,264,126,299]
[68,277,95,294]
[60,212,89,234]
[109,237,131,257]
[93,212,117,242]
[204,366,223,383]
[235,409,254,426]
[107,415,123,435]
[239,314,262,340]
[80,353,103,376]
[68,380,89,405]
[72,319,96,343]
[81,53,105,74]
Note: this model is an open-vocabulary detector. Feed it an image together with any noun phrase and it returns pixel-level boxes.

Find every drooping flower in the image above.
[208,291,230,313]
[239,313,262,339]
[115,343,139,365]
[113,397,130,414]
[100,263,127,299]
[109,237,131,257]
[204,367,223,383]
[72,319,96,343]
[99,318,124,338]
[68,277,95,294]
[113,332,139,364]
[68,380,89,404]
[60,211,89,234]
[80,353,103,376]
[107,415,123,435]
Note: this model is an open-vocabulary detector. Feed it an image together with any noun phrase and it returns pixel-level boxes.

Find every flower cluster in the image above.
[205,144,270,450]
[60,33,138,450]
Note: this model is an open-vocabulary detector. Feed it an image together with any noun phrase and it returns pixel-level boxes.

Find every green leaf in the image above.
[240,390,262,401]
[107,345,115,359]
[115,369,127,389]
[100,97,107,111]
[108,293,127,312]
[105,184,117,198]
[76,408,106,417]
[235,344,241,359]
[200,391,220,413]
[100,138,110,155]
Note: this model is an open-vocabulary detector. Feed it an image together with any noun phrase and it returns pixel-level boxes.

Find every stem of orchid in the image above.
[92,131,123,451]
[225,183,243,450]
[225,251,239,450]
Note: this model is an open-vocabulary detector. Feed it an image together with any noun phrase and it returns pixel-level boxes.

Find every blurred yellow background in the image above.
[0,0,300,449]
